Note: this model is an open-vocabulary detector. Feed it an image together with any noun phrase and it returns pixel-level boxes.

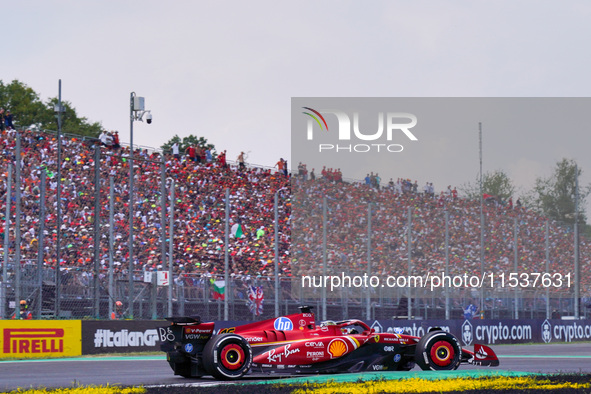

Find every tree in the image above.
[0,79,102,138]
[527,158,590,225]
[460,169,515,202]
[43,98,102,137]
[161,134,216,156]
[0,80,46,127]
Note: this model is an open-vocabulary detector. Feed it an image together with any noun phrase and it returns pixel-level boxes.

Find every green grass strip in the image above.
[254,369,534,385]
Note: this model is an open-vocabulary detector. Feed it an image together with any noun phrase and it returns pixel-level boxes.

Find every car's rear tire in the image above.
[414,330,461,371]
[202,333,252,380]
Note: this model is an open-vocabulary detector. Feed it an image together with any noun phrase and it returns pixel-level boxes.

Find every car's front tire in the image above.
[414,330,461,371]
[202,333,252,380]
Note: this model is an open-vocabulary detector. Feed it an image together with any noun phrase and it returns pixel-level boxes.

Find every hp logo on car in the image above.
[274,317,294,331]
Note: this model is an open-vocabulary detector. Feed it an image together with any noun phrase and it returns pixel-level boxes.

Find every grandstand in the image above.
[0,127,589,320]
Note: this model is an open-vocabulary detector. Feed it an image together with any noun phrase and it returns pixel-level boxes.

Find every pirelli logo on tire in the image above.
[0,320,82,359]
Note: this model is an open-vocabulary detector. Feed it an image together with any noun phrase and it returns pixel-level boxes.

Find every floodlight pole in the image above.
[574,164,580,319]
[479,122,484,317]
[224,188,229,321]
[129,92,135,318]
[127,92,151,318]
[55,80,64,318]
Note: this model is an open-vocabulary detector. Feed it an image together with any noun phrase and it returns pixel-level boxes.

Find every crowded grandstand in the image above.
[0,126,589,319]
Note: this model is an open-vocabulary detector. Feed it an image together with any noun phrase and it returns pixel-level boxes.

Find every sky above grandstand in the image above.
[5,1,591,211]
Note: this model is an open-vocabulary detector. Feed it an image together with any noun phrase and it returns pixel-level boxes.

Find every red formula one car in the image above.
[159,306,498,380]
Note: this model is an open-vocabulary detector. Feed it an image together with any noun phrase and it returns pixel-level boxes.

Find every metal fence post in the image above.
[274,192,279,317]
[445,210,449,320]
[407,206,412,319]
[160,158,167,315]
[224,188,229,321]
[366,202,372,321]
[55,90,63,318]
[514,217,519,319]
[2,165,11,319]
[575,165,580,319]
[36,169,47,319]
[109,176,114,319]
[168,180,175,317]
[179,280,185,317]
[479,122,484,317]
[128,107,135,319]
[93,146,101,319]
[545,220,550,320]
[152,270,157,320]
[344,266,349,320]
[14,132,21,318]
[322,196,327,321]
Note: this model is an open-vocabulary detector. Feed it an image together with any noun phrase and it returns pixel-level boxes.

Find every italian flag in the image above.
[231,223,243,238]
[212,279,225,300]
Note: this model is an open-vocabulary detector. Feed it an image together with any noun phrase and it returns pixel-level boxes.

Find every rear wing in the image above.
[165,316,202,325]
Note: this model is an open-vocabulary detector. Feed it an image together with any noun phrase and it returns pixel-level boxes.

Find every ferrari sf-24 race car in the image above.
[159,306,498,380]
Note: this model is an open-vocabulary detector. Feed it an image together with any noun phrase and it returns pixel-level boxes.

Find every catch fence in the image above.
[1,128,589,321]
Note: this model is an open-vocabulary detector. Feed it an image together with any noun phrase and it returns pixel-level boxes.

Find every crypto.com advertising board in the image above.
[291,98,591,300]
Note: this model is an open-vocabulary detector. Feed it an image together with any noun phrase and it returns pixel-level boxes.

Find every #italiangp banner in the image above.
[0,320,82,359]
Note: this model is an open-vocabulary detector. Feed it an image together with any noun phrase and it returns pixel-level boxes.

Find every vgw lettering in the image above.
[306,111,418,141]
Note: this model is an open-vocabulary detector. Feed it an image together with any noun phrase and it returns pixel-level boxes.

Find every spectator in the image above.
[195,145,202,164]
[275,158,287,176]
[0,108,6,132]
[218,150,227,168]
[99,130,109,147]
[237,151,246,171]
[186,144,196,162]
[172,142,180,160]
[11,300,32,320]
[111,300,125,320]
[112,131,120,149]
[5,110,14,130]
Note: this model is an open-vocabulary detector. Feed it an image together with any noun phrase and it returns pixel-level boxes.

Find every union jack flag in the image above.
[247,285,264,316]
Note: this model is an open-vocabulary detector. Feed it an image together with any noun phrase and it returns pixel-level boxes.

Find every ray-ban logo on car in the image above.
[302,107,418,153]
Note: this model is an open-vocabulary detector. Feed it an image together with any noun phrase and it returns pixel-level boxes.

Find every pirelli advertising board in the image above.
[0,320,82,359]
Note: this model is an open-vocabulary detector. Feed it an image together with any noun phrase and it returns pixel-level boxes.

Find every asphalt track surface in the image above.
[1,343,591,391]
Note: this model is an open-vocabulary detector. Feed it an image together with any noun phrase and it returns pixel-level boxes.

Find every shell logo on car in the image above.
[328,338,348,358]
